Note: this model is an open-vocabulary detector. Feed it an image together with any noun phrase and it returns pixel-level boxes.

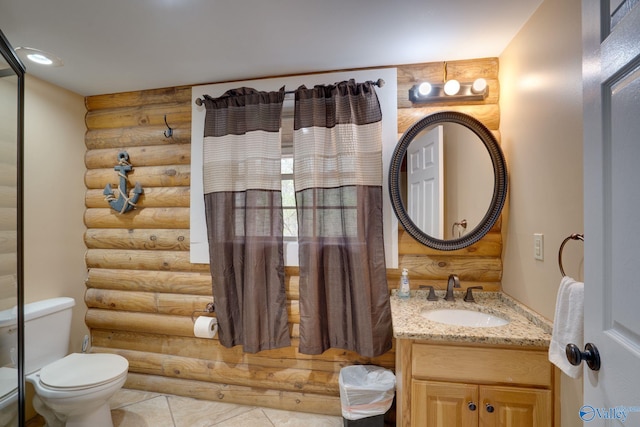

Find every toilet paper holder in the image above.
[191,301,215,322]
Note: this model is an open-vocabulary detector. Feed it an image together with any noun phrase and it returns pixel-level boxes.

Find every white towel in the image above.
[549,276,584,378]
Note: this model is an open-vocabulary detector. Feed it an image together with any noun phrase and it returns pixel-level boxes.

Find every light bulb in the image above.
[418,82,432,96]
[472,78,487,94]
[443,79,461,96]
[27,53,53,65]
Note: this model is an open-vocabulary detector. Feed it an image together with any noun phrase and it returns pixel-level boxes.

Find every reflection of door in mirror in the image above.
[406,125,443,238]
[0,48,19,424]
[400,122,494,241]
[442,123,493,239]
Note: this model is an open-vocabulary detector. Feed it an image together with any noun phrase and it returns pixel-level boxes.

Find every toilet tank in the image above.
[24,297,75,374]
[0,307,18,367]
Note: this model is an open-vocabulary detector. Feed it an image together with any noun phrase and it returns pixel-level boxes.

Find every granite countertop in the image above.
[390,290,553,348]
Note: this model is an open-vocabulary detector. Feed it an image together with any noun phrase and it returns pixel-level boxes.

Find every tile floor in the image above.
[26,388,345,427]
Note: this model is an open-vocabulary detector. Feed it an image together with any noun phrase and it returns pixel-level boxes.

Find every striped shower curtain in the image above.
[201,87,290,353]
[293,80,392,358]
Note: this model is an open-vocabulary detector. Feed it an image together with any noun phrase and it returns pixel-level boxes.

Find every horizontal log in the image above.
[0,209,16,231]
[0,253,16,276]
[85,267,296,300]
[398,231,502,257]
[85,102,191,130]
[86,309,194,337]
[96,347,339,395]
[85,288,213,315]
[84,228,189,251]
[85,145,191,169]
[86,186,190,208]
[85,288,299,321]
[286,275,300,300]
[85,249,209,272]
[391,255,502,282]
[86,268,212,295]
[84,165,190,189]
[396,58,499,84]
[397,104,500,134]
[0,167,17,187]
[123,372,342,416]
[0,143,16,163]
[85,123,191,150]
[91,330,394,372]
[84,208,189,229]
[0,276,16,301]
[0,187,17,208]
[0,230,17,253]
[85,86,192,111]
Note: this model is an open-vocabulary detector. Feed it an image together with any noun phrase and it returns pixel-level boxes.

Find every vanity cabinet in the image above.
[396,340,557,427]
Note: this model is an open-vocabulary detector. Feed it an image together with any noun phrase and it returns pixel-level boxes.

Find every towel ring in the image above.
[558,233,584,277]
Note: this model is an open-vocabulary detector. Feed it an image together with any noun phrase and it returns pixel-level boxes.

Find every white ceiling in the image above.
[0,0,542,96]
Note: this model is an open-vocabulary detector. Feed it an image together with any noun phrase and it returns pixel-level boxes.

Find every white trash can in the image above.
[338,365,395,427]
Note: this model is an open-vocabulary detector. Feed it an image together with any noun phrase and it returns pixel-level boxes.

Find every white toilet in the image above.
[23,297,129,427]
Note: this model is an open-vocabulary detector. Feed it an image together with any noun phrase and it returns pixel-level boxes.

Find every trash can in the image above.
[339,365,396,427]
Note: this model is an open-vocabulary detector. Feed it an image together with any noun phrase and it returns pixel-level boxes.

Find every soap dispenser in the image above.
[398,268,411,299]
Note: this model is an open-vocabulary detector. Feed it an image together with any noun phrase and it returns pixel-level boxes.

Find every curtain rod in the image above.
[194,78,385,106]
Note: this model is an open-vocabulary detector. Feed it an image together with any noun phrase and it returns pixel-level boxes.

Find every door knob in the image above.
[485,403,495,413]
[467,402,477,411]
[566,342,601,371]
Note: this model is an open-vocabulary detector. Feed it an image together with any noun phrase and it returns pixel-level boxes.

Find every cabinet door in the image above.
[479,385,552,427]
[412,380,478,427]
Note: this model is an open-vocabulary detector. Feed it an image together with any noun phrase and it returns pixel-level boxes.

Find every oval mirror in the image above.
[389,111,507,251]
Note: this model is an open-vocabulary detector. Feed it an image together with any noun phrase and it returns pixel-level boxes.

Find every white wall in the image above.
[23,75,87,353]
[499,0,584,425]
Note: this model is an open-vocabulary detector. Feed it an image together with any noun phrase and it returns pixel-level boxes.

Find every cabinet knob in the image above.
[566,343,601,371]
[486,403,495,413]
[467,402,477,411]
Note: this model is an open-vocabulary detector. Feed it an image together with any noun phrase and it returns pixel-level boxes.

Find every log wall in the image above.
[0,128,17,307]
[84,57,501,415]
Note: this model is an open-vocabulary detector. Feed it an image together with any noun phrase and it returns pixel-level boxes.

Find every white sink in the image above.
[420,308,509,327]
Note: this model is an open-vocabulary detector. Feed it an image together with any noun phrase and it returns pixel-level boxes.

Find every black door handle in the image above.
[566,342,601,371]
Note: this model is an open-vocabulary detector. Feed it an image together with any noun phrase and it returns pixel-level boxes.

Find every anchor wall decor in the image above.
[104,151,143,214]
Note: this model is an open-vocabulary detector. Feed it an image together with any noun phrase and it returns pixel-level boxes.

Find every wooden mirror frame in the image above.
[389,111,507,251]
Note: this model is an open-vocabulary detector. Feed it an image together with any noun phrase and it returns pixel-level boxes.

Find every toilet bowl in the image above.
[26,353,129,427]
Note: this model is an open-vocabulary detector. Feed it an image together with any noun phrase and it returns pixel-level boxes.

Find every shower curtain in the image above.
[201,87,291,353]
[293,80,392,358]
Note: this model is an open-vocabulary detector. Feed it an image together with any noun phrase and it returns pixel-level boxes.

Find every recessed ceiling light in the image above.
[15,47,63,67]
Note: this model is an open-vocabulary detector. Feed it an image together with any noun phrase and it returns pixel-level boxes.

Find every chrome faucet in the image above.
[444,274,461,301]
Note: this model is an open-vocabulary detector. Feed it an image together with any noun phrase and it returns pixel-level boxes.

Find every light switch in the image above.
[534,233,544,260]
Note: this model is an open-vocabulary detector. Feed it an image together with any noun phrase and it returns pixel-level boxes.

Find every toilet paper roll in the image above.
[193,316,218,339]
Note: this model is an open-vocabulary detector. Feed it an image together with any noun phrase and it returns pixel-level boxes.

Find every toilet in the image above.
[23,297,128,427]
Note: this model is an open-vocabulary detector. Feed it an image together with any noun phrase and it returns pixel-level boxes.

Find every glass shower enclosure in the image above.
[0,28,25,426]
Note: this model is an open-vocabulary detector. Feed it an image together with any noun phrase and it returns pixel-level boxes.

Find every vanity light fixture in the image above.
[408,62,488,103]
[15,47,64,67]
[409,77,489,103]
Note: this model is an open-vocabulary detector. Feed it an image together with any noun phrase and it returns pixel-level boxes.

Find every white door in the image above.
[407,125,444,238]
[582,1,640,424]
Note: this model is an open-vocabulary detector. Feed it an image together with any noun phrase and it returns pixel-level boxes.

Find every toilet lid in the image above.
[39,353,129,389]
[0,367,17,400]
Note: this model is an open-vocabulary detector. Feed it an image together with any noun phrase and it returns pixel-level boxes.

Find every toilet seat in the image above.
[38,353,128,391]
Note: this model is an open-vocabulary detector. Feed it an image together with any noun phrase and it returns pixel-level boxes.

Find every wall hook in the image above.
[164,114,173,138]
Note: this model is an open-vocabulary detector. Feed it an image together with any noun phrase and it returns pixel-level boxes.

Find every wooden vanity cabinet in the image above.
[396,340,558,427]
